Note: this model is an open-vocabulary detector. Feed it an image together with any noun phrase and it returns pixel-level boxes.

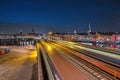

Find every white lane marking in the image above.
[101,78,108,80]
[97,75,102,77]
[93,72,98,75]
[90,70,94,73]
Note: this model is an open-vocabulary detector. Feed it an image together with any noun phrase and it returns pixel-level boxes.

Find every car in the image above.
[0,48,10,55]
[4,48,10,53]
[0,49,5,55]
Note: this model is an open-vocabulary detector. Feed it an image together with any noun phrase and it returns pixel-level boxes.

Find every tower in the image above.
[32,27,35,33]
[87,23,91,35]
[74,30,77,34]
[20,29,22,35]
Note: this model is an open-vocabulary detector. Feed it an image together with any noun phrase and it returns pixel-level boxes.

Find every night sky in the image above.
[0,0,120,33]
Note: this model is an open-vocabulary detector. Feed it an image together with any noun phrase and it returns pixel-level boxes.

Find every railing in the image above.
[40,43,62,80]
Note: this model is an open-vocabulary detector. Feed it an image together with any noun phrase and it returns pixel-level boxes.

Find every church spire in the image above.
[32,27,35,33]
[20,29,22,35]
[74,30,77,34]
[88,23,91,32]
[87,23,92,36]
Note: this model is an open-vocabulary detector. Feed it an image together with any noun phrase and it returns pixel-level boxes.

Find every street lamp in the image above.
[48,32,52,41]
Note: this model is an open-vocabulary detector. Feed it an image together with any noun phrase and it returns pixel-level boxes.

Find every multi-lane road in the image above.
[41,41,89,80]
[40,40,120,80]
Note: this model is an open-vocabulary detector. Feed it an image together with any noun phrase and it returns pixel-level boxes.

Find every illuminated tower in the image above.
[87,23,91,35]
[20,29,22,35]
[74,30,77,34]
[32,27,35,33]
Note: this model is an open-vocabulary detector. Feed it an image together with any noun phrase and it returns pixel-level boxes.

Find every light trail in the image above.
[51,42,120,79]
[56,40,120,61]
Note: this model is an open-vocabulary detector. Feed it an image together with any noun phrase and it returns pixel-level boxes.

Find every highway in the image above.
[40,40,120,80]
[55,41,120,66]
[50,40,120,79]
[41,41,90,80]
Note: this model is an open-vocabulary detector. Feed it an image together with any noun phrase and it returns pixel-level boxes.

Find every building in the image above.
[111,33,120,42]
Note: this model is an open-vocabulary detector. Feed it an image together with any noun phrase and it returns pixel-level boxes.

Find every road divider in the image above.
[38,41,62,80]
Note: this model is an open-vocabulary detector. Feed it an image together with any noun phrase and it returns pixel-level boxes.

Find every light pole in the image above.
[48,32,52,41]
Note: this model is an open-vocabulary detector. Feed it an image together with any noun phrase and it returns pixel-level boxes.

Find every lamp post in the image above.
[48,32,52,41]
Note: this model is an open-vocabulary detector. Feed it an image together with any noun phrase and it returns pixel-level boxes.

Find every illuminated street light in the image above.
[48,32,52,35]
[48,32,53,41]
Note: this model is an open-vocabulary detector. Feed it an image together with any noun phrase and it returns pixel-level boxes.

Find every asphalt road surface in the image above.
[42,41,90,80]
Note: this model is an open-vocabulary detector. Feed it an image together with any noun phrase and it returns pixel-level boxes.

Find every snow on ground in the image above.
[0,46,36,80]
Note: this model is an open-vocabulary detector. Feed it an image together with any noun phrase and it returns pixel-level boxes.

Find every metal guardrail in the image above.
[37,50,44,80]
[40,43,62,80]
